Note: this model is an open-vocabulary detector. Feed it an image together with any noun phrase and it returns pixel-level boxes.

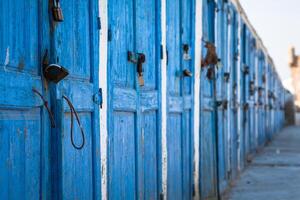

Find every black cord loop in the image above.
[32,88,56,128]
[62,95,85,150]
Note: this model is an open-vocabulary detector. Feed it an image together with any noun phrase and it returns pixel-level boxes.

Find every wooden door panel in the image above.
[108,0,161,198]
[0,1,48,199]
[166,0,194,199]
[52,0,100,199]
[167,114,183,200]
[0,109,41,200]
[200,0,218,198]
[109,111,136,199]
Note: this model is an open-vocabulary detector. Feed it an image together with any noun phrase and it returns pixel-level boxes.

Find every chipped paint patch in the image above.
[4,47,9,70]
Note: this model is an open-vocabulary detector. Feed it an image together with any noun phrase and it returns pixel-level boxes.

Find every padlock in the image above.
[138,75,145,86]
[52,0,64,22]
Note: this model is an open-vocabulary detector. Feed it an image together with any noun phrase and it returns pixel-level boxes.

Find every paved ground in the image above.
[296,113,300,125]
[224,126,300,200]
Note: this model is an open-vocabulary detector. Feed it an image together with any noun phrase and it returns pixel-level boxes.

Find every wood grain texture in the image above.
[166,0,194,199]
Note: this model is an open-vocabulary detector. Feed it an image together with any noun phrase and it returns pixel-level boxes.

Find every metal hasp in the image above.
[258,86,264,97]
[183,44,191,60]
[182,69,193,77]
[201,41,219,68]
[127,51,146,86]
[249,81,255,96]
[216,100,229,110]
[224,72,230,82]
[52,0,64,22]
[243,65,250,75]
[243,103,249,111]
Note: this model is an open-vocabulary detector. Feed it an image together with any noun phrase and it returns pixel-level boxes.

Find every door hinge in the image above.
[160,44,163,59]
[97,17,101,30]
[192,183,196,197]
[93,88,103,108]
[159,193,164,200]
[108,29,112,42]
[166,49,169,65]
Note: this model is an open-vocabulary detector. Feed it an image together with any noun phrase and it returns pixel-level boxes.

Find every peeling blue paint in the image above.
[0,0,290,199]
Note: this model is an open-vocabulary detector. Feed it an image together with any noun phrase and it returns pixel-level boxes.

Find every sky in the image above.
[239,0,300,91]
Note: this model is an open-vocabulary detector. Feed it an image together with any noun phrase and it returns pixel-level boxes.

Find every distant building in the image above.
[289,47,300,108]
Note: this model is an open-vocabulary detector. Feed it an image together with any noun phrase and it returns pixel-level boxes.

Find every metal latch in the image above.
[183,44,191,60]
[216,100,229,110]
[127,51,146,86]
[224,72,230,82]
[201,41,219,68]
[243,65,250,75]
[249,81,255,96]
[182,69,193,77]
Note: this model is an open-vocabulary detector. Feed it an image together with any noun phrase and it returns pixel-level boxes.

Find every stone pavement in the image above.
[224,126,300,200]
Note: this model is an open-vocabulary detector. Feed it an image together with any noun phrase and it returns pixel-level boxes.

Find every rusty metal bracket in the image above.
[32,88,55,128]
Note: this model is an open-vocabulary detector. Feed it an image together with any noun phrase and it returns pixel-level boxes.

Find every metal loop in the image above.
[32,88,56,128]
[62,95,85,150]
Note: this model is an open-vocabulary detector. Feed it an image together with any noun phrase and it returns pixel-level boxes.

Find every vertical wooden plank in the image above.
[200,0,218,198]
[0,1,50,199]
[109,112,136,199]
[167,114,183,199]
[50,0,100,199]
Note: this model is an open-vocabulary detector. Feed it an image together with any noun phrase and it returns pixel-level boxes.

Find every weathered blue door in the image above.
[0,1,51,199]
[200,0,218,198]
[239,23,247,170]
[50,0,100,199]
[107,0,161,198]
[223,3,232,187]
[257,52,266,146]
[166,0,194,199]
[249,37,256,153]
[266,63,273,140]
[228,5,238,179]
[215,0,228,193]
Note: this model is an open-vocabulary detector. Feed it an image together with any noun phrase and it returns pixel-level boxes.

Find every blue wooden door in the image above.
[50,0,100,199]
[228,6,238,179]
[239,23,248,169]
[243,28,251,157]
[265,64,272,141]
[215,0,228,193]
[166,0,194,199]
[107,0,161,199]
[200,0,218,198]
[257,52,266,146]
[223,3,231,186]
[0,1,51,199]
